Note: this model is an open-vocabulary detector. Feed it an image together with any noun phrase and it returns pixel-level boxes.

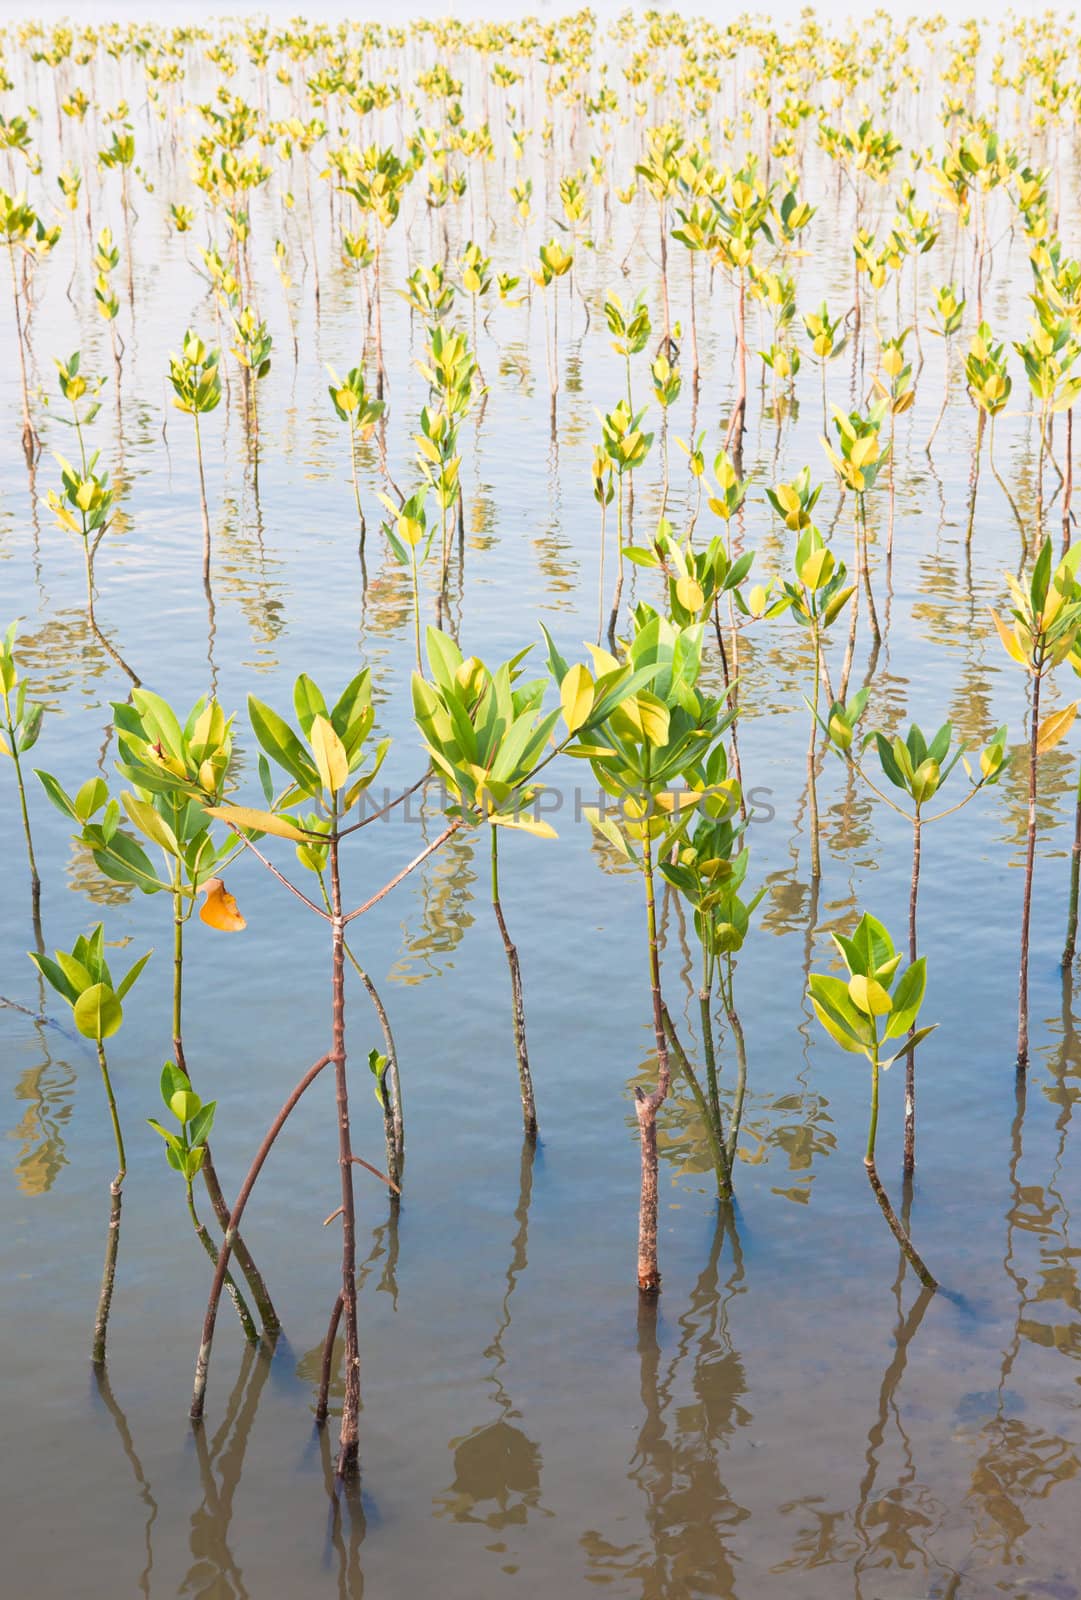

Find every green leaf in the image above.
[73,983,123,1041]
[425,626,464,693]
[116,949,152,1001]
[74,776,108,821]
[91,830,163,893]
[160,1061,189,1107]
[368,1047,388,1108]
[1030,537,1052,615]
[293,674,328,737]
[808,973,873,1055]
[131,687,185,761]
[883,957,927,1039]
[169,1087,202,1124]
[187,1100,216,1147]
[147,1117,182,1152]
[248,695,320,793]
[34,769,78,819]
[121,792,179,853]
[54,949,94,996]
[28,951,79,1005]
[584,806,636,861]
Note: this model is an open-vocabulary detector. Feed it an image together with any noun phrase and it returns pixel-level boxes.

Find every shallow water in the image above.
[1,19,1080,1600]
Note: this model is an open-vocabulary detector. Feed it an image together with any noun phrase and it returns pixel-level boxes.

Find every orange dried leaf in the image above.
[199,877,247,932]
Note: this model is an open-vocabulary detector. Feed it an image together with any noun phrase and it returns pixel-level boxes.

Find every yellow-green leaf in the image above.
[1037,701,1077,755]
[310,715,349,794]
[675,575,705,612]
[990,608,1029,667]
[204,804,311,841]
[848,974,892,1016]
[560,663,594,734]
[491,813,558,839]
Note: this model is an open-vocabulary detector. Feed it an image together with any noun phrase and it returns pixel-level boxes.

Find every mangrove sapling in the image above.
[0,188,59,462]
[93,228,124,406]
[97,127,136,313]
[658,806,766,1199]
[1059,643,1081,964]
[592,446,615,644]
[802,302,848,437]
[230,304,272,465]
[254,683,402,1186]
[1014,312,1080,543]
[712,161,774,466]
[532,240,574,427]
[35,689,279,1334]
[29,926,151,1362]
[808,912,937,1288]
[168,330,222,610]
[651,353,682,520]
[623,507,760,809]
[672,178,718,394]
[601,398,654,644]
[377,489,436,673]
[45,354,139,685]
[821,401,889,689]
[149,1062,257,1344]
[634,129,680,351]
[413,627,605,1134]
[872,334,916,568]
[780,524,857,879]
[823,708,1008,1171]
[458,240,492,379]
[925,285,965,453]
[191,670,435,1475]
[548,611,734,1290]
[964,322,1013,544]
[990,538,1081,1068]
[327,364,384,551]
[604,289,652,410]
[0,622,45,925]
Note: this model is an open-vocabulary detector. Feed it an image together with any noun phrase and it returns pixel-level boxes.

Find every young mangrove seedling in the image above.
[417,626,647,1138]
[659,789,764,1200]
[148,1062,257,1343]
[547,610,733,1292]
[35,689,279,1334]
[780,523,856,879]
[168,329,223,591]
[328,363,384,550]
[30,925,151,1362]
[990,538,1081,1068]
[808,911,937,1288]
[823,706,1007,1171]
[0,621,44,925]
[190,669,430,1476]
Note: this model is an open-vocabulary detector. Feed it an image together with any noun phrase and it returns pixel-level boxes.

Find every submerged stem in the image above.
[491,824,537,1136]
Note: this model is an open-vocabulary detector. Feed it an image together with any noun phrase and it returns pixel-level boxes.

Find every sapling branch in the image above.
[190,1052,332,1420]
[187,1183,258,1345]
[343,822,461,923]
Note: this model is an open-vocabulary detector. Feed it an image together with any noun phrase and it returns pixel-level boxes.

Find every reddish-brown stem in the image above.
[189,1051,332,1420]
[1018,665,1042,1071]
[636,818,670,1294]
[316,1292,344,1425]
[330,835,361,1476]
[343,822,460,923]
[865,1156,936,1290]
[225,826,327,918]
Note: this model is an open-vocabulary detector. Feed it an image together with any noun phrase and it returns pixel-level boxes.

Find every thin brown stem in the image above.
[190,1053,332,1420]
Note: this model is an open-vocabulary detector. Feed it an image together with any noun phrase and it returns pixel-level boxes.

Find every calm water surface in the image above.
[1,25,1079,1600]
